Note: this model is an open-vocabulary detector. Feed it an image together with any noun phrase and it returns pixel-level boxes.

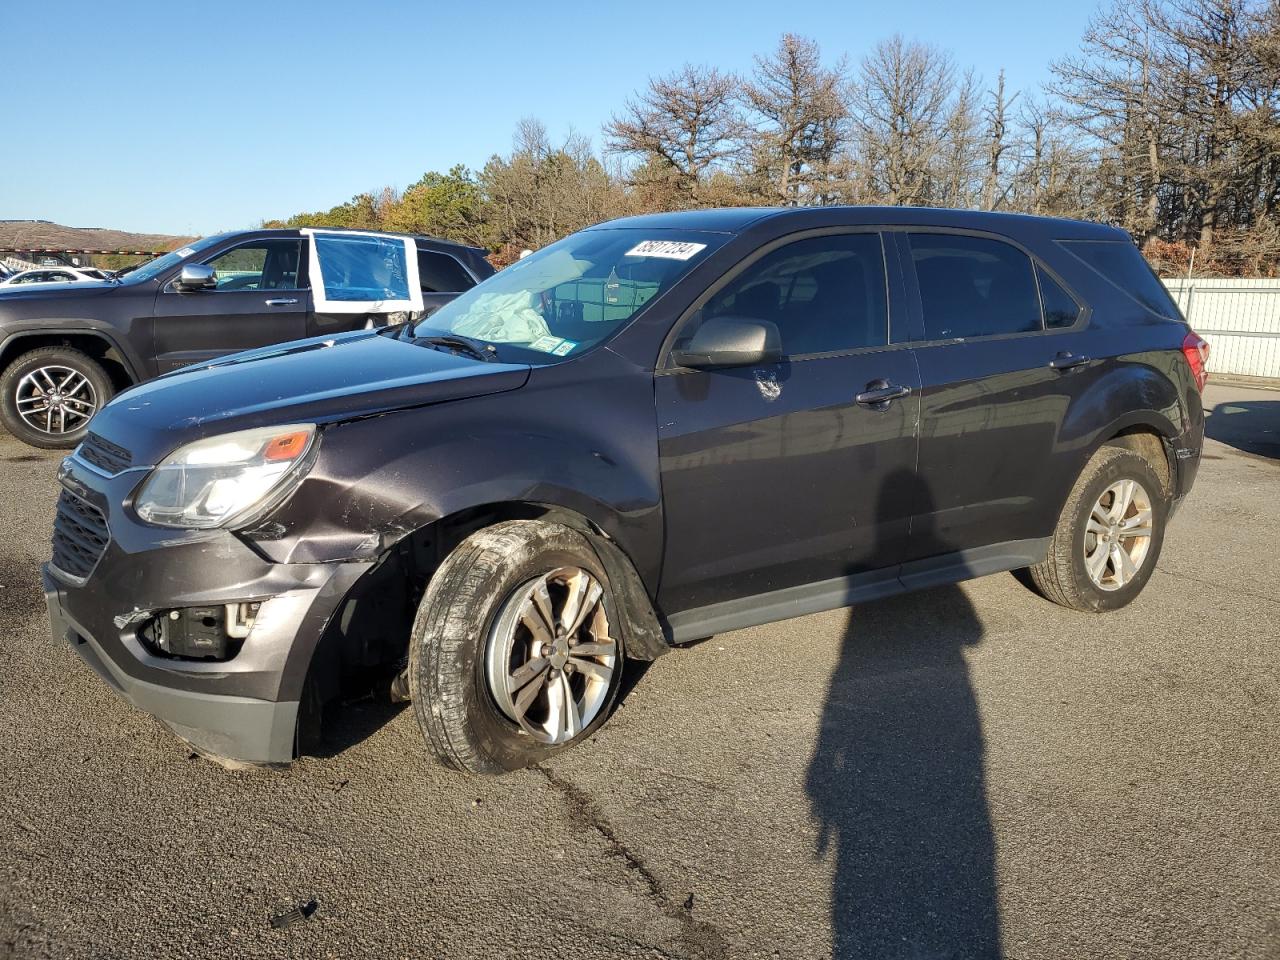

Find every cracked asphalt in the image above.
[1,383,1277,959]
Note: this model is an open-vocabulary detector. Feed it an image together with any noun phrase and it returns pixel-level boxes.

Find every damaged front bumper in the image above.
[44,455,370,765]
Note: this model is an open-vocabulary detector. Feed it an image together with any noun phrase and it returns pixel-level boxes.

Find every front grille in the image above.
[51,490,110,581]
[78,433,132,475]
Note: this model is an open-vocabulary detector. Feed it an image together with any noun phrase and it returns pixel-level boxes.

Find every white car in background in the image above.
[0,267,110,286]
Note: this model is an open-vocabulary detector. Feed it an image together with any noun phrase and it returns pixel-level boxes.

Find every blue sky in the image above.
[1,0,1098,236]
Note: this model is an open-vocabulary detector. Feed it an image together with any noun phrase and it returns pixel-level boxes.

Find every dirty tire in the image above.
[1026,445,1169,612]
[409,520,624,775]
[0,346,114,449]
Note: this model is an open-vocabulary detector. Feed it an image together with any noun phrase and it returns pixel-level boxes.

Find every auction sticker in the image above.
[625,240,707,260]
[528,335,579,356]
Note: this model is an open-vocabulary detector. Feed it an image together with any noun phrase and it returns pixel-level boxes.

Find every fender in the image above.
[0,324,145,382]
[246,352,666,588]
[1045,351,1185,522]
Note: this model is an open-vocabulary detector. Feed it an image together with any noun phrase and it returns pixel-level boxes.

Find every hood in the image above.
[89,329,531,464]
[0,280,118,300]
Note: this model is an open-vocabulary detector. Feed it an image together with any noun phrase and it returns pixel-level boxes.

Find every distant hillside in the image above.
[0,220,192,253]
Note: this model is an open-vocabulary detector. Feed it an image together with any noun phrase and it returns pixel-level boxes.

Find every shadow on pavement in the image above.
[806,470,1001,959]
[1204,397,1280,459]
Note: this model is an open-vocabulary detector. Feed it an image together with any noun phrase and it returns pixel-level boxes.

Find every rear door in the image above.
[152,238,309,373]
[898,231,1090,569]
[656,230,921,619]
[303,229,426,338]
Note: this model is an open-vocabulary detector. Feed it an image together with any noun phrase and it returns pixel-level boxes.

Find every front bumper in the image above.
[45,552,368,764]
[43,452,371,765]
[45,568,300,763]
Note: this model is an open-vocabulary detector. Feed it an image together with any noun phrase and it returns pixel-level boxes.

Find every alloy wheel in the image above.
[15,365,98,436]
[484,566,618,744]
[1083,478,1154,591]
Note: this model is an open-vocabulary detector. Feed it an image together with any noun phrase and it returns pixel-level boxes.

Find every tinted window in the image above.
[206,241,302,291]
[417,249,474,293]
[689,233,888,357]
[909,233,1042,339]
[1059,240,1178,319]
[1037,265,1082,328]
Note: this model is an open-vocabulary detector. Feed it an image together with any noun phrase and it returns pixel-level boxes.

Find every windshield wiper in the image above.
[413,333,499,362]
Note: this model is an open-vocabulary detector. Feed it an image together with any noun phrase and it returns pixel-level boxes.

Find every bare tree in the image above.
[981,70,1019,209]
[605,64,748,206]
[740,34,849,204]
[1050,0,1167,239]
[847,36,962,206]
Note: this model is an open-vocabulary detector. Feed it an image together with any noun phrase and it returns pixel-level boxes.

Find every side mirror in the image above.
[670,316,782,369]
[175,263,216,291]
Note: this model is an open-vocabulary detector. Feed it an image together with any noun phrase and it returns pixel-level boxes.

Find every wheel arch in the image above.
[0,328,141,390]
[390,499,670,662]
[288,497,669,724]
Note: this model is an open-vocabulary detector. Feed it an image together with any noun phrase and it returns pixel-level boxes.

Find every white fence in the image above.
[1163,278,1280,379]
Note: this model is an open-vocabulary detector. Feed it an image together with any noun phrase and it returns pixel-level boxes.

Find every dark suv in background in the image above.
[0,228,492,447]
[43,206,1207,775]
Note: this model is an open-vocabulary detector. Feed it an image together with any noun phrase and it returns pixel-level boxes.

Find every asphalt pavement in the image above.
[1,382,1277,959]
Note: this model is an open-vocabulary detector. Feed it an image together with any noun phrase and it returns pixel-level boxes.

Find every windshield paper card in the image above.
[175,247,195,259]
[529,335,578,355]
[625,240,707,260]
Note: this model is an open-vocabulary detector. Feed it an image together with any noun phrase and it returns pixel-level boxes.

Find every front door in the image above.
[152,238,309,373]
[656,231,920,619]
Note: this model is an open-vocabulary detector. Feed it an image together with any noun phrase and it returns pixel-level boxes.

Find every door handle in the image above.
[1049,352,1090,371]
[855,381,912,407]
[264,297,299,306]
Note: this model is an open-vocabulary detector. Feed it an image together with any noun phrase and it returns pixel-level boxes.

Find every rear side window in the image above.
[1037,265,1083,328]
[909,234,1042,339]
[417,250,475,293]
[1058,240,1178,319]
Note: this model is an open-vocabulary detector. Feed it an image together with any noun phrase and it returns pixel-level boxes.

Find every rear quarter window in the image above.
[1058,240,1179,320]
[417,250,475,293]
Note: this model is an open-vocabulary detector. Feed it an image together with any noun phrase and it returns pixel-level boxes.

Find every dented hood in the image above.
[89,329,530,464]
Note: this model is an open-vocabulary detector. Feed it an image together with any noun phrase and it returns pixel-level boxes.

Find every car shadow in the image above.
[806,470,1002,959]
[1203,397,1280,459]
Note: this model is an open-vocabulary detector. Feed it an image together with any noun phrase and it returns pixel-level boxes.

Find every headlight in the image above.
[134,424,316,529]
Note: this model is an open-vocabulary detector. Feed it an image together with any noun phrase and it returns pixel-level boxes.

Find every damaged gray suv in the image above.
[44,207,1207,774]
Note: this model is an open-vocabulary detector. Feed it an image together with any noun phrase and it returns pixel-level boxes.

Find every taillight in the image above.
[1181,331,1210,392]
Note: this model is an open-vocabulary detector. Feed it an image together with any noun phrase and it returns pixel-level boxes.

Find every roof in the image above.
[589,205,1126,240]
[241,226,487,257]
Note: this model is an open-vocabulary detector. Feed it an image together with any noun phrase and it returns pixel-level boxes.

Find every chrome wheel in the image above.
[484,566,618,745]
[14,365,98,435]
[1083,478,1154,591]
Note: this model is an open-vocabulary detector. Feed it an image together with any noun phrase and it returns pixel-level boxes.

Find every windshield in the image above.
[118,234,229,284]
[412,229,724,362]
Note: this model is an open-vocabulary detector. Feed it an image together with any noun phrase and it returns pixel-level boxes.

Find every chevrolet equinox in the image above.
[42,207,1208,774]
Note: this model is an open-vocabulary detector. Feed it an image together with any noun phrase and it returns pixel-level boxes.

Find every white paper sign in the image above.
[625,240,707,260]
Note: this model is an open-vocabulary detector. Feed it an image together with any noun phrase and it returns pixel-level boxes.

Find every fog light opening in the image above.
[137,601,263,661]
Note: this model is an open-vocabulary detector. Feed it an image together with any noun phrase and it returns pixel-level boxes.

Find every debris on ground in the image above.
[270,899,319,929]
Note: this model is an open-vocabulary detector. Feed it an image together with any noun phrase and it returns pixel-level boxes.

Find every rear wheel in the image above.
[409,520,624,774]
[1026,445,1168,612]
[0,347,114,448]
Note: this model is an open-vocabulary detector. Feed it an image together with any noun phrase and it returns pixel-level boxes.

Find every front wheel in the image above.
[0,346,114,448]
[409,520,624,774]
[1026,445,1169,612]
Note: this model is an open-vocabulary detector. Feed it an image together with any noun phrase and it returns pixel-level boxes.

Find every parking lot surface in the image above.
[1,383,1277,959]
